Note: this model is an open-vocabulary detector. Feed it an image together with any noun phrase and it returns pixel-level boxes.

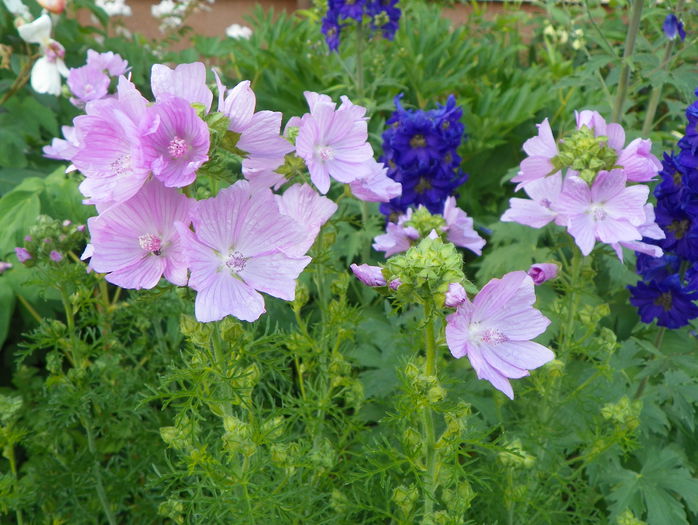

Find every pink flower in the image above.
[215,77,294,176]
[373,210,419,257]
[86,49,128,76]
[49,250,63,262]
[553,170,649,256]
[15,247,32,263]
[349,160,402,202]
[87,179,193,289]
[350,263,386,287]
[445,271,554,399]
[527,263,558,284]
[511,118,559,189]
[67,65,110,106]
[617,138,662,182]
[275,183,337,256]
[610,204,665,260]
[43,125,80,163]
[501,173,563,229]
[72,77,157,206]
[143,95,210,187]
[442,197,486,255]
[0,262,12,274]
[176,180,311,323]
[151,62,213,113]
[295,92,374,194]
[444,282,467,308]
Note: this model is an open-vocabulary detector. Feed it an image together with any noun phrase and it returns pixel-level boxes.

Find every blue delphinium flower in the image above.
[663,14,686,42]
[379,94,468,217]
[630,88,698,329]
[629,275,698,329]
[322,0,402,51]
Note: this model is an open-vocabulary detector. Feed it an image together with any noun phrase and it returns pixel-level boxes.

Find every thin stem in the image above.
[611,0,645,123]
[421,302,437,519]
[83,419,117,525]
[360,200,371,262]
[355,21,366,101]
[16,293,42,324]
[559,246,583,355]
[7,443,24,525]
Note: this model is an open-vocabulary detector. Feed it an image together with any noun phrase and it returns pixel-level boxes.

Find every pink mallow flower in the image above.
[176,180,312,323]
[151,62,213,113]
[295,91,374,194]
[86,50,128,76]
[527,263,558,285]
[275,183,337,256]
[553,170,649,256]
[143,95,210,187]
[43,125,80,164]
[501,172,563,229]
[72,77,157,206]
[511,118,559,189]
[372,209,419,257]
[445,271,554,399]
[215,77,293,176]
[87,179,192,289]
[442,197,486,255]
[67,64,110,106]
[349,160,402,202]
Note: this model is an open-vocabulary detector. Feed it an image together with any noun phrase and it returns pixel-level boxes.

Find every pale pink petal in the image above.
[605,123,626,151]
[595,218,641,244]
[240,251,311,301]
[472,271,533,323]
[350,263,387,287]
[194,271,265,323]
[489,340,555,371]
[444,282,467,308]
[501,198,557,228]
[151,62,213,112]
[220,80,255,131]
[105,255,166,289]
[467,346,515,399]
[589,170,627,202]
[567,214,596,256]
[522,118,557,158]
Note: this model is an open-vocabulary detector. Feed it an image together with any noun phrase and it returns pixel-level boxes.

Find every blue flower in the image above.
[380,94,468,215]
[663,14,686,42]
[629,274,698,329]
[321,0,402,51]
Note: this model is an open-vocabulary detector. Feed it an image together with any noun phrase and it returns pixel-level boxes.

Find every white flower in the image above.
[95,0,132,17]
[17,14,68,96]
[225,23,252,40]
[2,0,30,18]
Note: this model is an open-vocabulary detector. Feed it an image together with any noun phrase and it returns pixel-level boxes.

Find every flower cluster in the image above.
[13,216,86,266]
[380,94,468,218]
[629,90,698,328]
[501,110,664,259]
[44,61,398,322]
[322,0,401,52]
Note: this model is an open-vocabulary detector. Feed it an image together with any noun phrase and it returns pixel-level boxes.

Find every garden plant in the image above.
[1,0,698,523]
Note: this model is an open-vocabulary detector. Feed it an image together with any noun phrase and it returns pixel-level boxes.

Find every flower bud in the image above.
[444,282,467,307]
[527,263,558,285]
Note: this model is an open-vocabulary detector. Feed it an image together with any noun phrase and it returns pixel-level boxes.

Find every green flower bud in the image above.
[392,484,418,516]
[404,206,447,239]
[552,126,620,183]
[384,236,465,307]
[498,439,536,468]
[601,396,642,431]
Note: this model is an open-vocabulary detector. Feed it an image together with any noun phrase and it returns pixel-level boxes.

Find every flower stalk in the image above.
[421,302,438,519]
[611,0,645,123]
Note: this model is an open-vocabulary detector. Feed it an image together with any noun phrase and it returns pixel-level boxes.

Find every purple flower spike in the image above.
[445,271,554,399]
[15,247,32,262]
[527,263,558,285]
[87,179,193,289]
[144,95,210,188]
[177,180,311,323]
[350,263,387,287]
[663,14,686,42]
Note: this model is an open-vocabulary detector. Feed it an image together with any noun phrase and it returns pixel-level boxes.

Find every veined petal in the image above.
[488,340,555,372]
[194,270,265,323]
[240,251,311,301]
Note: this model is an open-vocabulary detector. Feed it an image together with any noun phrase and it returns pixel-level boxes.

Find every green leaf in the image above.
[0,177,43,257]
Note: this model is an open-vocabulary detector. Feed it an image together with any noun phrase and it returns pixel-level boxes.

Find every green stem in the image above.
[421,303,437,519]
[360,200,371,262]
[83,419,117,525]
[60,289,81,368]
[641,41,675,137]
[16,293,42,324]
[7,443,23,525]
[560,247,583,355]
[211,323,233,417]
[611,0,645,123]
[355,22,365,101]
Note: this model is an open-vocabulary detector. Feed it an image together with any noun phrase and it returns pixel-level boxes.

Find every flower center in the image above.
[653,291,673,312]
[668,219,690,240]
[415,177,432,194]
[226,251,247,273]
[111,154,132,177]
[316,145,334,162]
[410,134,426,148]
[480,328,508,345]
[590,204,607,221]
[138,233,162,255]
[168,136,188,159]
